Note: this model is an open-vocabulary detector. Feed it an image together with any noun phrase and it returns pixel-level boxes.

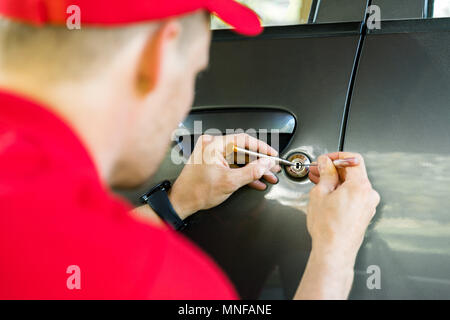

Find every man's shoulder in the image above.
[0,124,174,298]
[0,158,176,298]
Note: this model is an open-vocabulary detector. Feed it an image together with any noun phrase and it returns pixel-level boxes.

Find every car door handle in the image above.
[175,106,297,156]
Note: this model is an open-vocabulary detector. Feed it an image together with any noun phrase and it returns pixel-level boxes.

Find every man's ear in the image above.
[135,20,181,95]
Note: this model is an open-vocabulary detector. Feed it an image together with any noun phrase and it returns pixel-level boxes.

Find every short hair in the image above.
[0,11,209,83]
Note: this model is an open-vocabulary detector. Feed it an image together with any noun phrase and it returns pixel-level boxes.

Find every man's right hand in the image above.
[307,152,380,261]
[295,152,380,300]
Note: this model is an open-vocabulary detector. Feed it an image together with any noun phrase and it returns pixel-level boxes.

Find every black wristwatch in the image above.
[139,180,187,231]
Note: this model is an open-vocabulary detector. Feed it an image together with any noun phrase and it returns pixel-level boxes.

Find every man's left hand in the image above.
[169,134,281,219]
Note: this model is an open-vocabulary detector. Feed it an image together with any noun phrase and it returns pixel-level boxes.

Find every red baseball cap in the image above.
[0,0,262,36]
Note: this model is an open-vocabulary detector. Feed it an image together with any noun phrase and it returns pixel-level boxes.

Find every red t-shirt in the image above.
[0,90,237,299]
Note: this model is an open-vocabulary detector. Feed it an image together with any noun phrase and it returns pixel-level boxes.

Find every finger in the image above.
[336,152,368,182]
[229,157,276,188]
[271,164,282,173]
[308,171,320,184]
[196,134,214,148]
[370,189,381,208]
[333,157,360,167]
[246,165,280,187]
[226,133,278,157]
[309,158,359,182]
[316,155,339,194]
[262,170,278,184]
[309,164,319,178]
[309,152,365,182]
[308,152,341,177]
[248,180,267,191]
[188,135,214,164]
[202,136,232,165]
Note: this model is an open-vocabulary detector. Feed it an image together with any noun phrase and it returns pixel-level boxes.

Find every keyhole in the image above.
[284,152,311,180]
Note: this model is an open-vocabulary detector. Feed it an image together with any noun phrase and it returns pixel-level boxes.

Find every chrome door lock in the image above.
[284,152,311,180]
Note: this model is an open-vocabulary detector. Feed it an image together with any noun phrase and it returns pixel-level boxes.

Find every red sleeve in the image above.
[147,229,238,300]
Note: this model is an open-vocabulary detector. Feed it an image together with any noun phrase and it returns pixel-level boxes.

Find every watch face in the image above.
[141,180,171,203]
[161,180,171,191]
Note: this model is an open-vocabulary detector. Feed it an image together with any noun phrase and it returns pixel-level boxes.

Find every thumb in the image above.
[316,155,339,193]
[229,158,275,189]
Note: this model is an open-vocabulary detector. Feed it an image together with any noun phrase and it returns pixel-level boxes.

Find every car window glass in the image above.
[210,0,450,31]
[211,0,314,29]
[433,0,450,18]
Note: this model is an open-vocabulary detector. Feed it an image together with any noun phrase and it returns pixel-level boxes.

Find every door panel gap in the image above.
[338,0,372,151]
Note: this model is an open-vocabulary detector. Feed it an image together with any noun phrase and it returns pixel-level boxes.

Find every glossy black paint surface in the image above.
[183,27,360,299]
[345,20,450,299]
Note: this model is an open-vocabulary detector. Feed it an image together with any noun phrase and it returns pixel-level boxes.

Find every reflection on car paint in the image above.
[265,145,326,213]
[265,149,450,298]
[362,151,450,256]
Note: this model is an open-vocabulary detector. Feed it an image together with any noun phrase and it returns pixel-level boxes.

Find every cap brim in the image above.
[206,0,262,36]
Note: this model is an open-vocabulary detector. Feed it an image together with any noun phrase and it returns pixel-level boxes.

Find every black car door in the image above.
[119,0,450,299]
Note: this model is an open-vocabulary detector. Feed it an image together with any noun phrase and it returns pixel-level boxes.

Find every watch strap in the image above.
[140,181,187,231]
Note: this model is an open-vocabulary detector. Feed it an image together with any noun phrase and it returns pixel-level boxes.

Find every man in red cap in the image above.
[0,0,379,299]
